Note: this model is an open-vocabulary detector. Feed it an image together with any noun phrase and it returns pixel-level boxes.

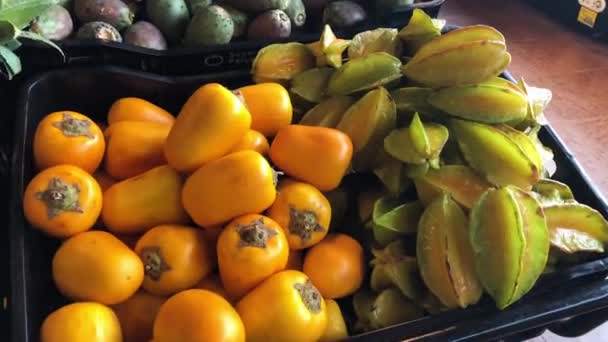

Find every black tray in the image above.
[8,66,608,342]
[17,0,443,76]
[524,0,608,40]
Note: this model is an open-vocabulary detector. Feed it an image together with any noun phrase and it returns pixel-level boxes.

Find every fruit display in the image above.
[23,0,438,50]
[22,8,608,342]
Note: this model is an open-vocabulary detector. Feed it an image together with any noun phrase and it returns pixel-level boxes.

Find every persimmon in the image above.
[34,111,105,173]
[303,234,365,299]
[217,214,289,300]
[23,165,102,238]
[52,231,144,305]
[270,125,353,191]
[164,83,251,172]
[267,179,331,249]
[41,302,121,342]
[235,83,292,137]
[153,289,245,342]
[236,270,327,342]
[135,225,214,296]
[108,97,174,125]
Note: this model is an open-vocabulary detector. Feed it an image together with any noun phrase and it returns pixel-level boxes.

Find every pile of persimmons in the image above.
[24,82,366,342]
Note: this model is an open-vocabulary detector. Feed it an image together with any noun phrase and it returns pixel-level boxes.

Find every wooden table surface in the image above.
[440,0,608,197]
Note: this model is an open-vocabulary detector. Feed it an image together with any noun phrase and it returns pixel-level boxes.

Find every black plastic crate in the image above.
[524,0,608,39]
[8,66,608,342]
[17,0,443,76]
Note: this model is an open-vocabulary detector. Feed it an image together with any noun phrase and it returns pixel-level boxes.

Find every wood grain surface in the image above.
[440,0,608,196]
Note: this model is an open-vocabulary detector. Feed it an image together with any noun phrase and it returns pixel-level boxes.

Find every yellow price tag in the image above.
[578,6,598,28]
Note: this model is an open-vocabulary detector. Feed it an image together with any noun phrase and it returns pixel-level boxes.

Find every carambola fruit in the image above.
[372,197,423,246]
[299,96,354,128]
[417,194,482,308]
[373,156,411,194]
[390,87,436,117]
[470,186,550,309]
[370,240,425,300]
[328,52,402,95]
[544,203,608,253]
[398,8,443,54]
[402,25,509,88]
[337,87,396,171]
[252,42,315,81]
[384,115,448,166]
[307,25,350,68]
[451,119,540,190]
[290,67,334,104]
[428,82,528,124]
[353,288,424,331]
[532,178,575,206]
[348,28,402,60]
[414,165,493,209]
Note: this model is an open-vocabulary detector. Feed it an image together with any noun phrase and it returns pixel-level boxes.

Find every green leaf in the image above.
[18,29,64,60]
[0,0,55,29]
[0,20,17,44]
[0,44,21,79]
